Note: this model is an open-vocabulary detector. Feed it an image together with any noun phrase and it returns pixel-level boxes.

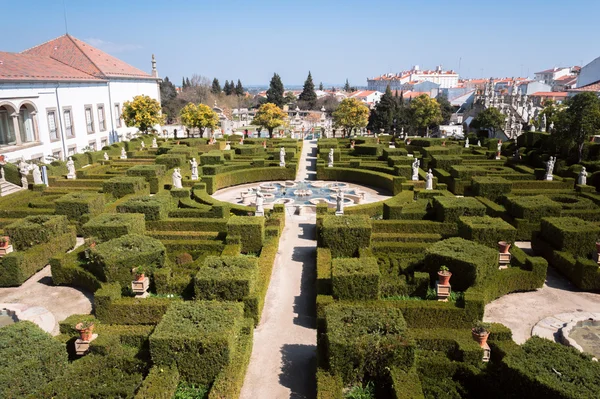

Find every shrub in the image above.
[55,192,105,220]
[5,214,69,250]
[200,151,224,165]
[431,155,463,170]
[316,369,343,399]
[149,301,245,385]
[156,153,186,169]
[505,195,561,222]
[458,216,517,249]
[317,248,332,295]
[471,176,513,201]
[194,256,258,301]
[433,196,486,223]
[317,167,402,195]
[117,194,173,221]
[126,164,167,194]
[424,237,498,291]
[0,321,68,398]
[325,304,414,384]
[134,365,179,399]
[89,234,165,286]
[320,215,372,258]
[103,176,148,198]
[83,213,146,241]
[540,217,600,257]
[175,252,193,266]
[331,257,380,300]
[227,216,265,254]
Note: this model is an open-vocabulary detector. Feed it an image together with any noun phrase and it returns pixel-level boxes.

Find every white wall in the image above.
[0,78,160,162]
[577,56,600,88]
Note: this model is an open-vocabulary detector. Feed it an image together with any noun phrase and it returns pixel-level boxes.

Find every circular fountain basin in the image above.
[0,309,18,328]
[259,183,278,192]
[561,318,600,359]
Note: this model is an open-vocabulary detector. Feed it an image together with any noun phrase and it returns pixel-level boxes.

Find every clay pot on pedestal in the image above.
[437,268,452,285]
[0,236,9,248]
[498,241,511,254]
[75,322,95,342]
[472,329,490,348]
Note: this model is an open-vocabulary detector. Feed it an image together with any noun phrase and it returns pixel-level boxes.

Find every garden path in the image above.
[240,140,318,399]
[484,267,600,344]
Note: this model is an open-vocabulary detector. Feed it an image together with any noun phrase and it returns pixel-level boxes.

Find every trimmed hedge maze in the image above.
[0,135,297,398]
[314,134,600,398]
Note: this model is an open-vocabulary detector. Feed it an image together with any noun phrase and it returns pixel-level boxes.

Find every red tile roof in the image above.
[0,51,106,82]
[530,91,568,97]
[23,34,153,80]
[569,80,600,92]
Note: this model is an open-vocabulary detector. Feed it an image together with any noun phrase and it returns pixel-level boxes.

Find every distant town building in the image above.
[367,65,459,91]
[349,90,383,106]
[0,34,160,162]
[569,56,600,97]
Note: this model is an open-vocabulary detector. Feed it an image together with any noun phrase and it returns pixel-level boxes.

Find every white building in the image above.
[367,65,459,91]
[349,90,383,106]
[0,34,160,162]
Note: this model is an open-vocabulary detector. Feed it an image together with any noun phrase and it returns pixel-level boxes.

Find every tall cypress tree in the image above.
[235,79,244,96]
[368,85,396,133]
[182,77,187,89]
[223,80,231,95]
[319,82,324,91]
[299,71,317,108]
[211,78,221,94]
[343,79,351,92]
[185,77,191,88]
[266,73,285,108]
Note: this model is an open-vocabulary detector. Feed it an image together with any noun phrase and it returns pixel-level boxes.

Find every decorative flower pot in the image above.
[0,236,9,248]
[75,323,95,342]
[498,241,511,254]
[135,273,145,282]
[472,329,490,348]
[437,271,452,285]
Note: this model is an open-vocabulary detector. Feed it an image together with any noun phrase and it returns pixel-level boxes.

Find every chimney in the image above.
[151,54,158,78]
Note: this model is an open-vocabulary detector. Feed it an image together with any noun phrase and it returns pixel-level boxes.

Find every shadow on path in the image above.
[291,245,316,329]
[279,343,317,399]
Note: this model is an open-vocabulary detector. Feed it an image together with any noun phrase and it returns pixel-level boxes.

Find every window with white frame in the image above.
[100,138,108,148]
[63,109,74,138]
[47,110,59,141]
[114,103,122,128]
[85,106,94,133]
[98,105,106,131]
[52,149,62,161]
[67,146,76,156]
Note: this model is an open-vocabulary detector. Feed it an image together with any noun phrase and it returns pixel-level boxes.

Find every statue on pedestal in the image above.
[327,148,334,168]
[172,168,183,189]
[32,164,43,185]
[412,158,420,181]
[104,152,109,161]
[152,138,158,148]
[425,169,434,190]
[140,141,145,150]
[120,147,127,159]
[279,147,286,167]
[579,167,588,185]
[465,137,469,148]
[540,114,547,132]
[335,189,344,215]
[66,157,76,179]
[545,156,556,181]
[190,158,199,180]
[255,189,264,216]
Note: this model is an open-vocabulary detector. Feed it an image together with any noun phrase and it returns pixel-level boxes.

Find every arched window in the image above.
[18,105,35,143]
[0,104,17,146]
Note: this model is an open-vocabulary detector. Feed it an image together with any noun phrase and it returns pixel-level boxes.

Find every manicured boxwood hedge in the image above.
[55,192,105,220]
[324,303,414,383]
[202,166,296,194]
[331,257,380,300]
[155,153,186,169]
[0,321,69,399]
[103,176,149,198]
[83,213,146,241]
[126,164,167,194]
[433,196,486,223]
[317,248,332,295]
[149,301,246,385]
[320,215,372,258]
[227,216,265,254]
[504,195,562,222]
[424,237,498,291]
[117,194,173,221]
[458,216,517,249]
[89,234,166,286]
[317,166,403,195]
[194,256,258,301]
[540,216,600,257]
[134,365,179,399]
[5,214,70,250]
[471,175,513,201]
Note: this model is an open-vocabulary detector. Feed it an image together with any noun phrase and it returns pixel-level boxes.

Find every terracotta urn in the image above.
[437,270,452,285]
[472,329,490,348]
[498,241,511,254]
[75,322,95,342]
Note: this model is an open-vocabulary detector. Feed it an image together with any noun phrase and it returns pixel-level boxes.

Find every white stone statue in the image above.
[103,152,109,161]
[545,156,555,181]
[32,164,43,185]
[477,140,481,147]
[18,160,30,187]
[172,168,183,189]
[412,158,420,181]
[540,114,547,132]
[224,142,231,151]
[140,141,146,150]
[465,137,469,148]
[66,157,76,179]
[327,148,334,168]
[335,189,344,215]
[497,140,502,153]
[120,147,127,159]
[549,121,554,132]
[425,169,434,190]
[190,158,199,180]
[255,189,264,216]
[279,147,286,167]
[152,137,158,148]
[579,167,587,185]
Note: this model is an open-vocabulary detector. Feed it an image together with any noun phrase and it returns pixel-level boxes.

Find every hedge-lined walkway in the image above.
[241,141,318,398]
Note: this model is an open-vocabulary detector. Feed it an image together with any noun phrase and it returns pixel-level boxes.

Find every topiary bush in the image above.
[5,214,70,250]
[54,192,105,220]
[331,257,380,300]
[458,216,517,249]
[471,176,513,201]
[103,176,148,198]
[155,154,186,169]
[83,213,146,241]
[194,256,259,301]
[424,237,498,291]
[540,217,600,257]
[433,196,486,223]
[149,301,246,385]
[320,215,372,258]
[226,216,265,254]
[505,195,561,222]
[117,194,173,221]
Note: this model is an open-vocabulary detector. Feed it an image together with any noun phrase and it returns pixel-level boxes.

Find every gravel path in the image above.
[484,267,600,344]
[240,140,318,399]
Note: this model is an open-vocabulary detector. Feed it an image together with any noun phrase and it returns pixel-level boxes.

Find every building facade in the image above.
[367,65,459,91]
[0,34,160,162]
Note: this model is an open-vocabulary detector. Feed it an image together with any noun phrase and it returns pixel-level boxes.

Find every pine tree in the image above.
[223,80,230,95]
[211,78,221,94]
[368,85,396,133]
[266,73,285,108]
[298,71,317,108]
[319,82,324,91]
[343,79,351,92]
[185,77,191,88]
[235,79,244,96]
[182,77,187,89]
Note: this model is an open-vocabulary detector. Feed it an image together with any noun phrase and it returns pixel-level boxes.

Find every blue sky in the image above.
[3,0,600,86]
